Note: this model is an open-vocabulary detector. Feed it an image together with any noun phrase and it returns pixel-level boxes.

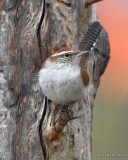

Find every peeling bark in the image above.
[0,0,108,160]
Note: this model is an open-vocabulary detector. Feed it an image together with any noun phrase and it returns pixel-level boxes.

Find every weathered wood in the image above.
[0,0,109,160]
[0,1,17,160]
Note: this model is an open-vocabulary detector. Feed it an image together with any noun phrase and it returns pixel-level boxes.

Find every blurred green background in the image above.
[93,1,128,160]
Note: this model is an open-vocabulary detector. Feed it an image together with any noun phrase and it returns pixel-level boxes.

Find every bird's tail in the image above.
[79,21,102,51]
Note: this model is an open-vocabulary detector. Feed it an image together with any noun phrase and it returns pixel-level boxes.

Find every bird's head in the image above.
[43,48,90,69]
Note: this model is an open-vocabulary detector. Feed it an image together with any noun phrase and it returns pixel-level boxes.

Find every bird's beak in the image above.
[77,51,90,57]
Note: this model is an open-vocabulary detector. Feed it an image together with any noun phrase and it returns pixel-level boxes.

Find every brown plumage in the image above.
[79,56,89,86]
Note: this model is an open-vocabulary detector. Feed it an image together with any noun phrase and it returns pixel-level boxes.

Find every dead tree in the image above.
[0,0,109,160]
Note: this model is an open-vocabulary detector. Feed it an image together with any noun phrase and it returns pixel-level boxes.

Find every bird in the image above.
[39,49,90,104]
[38,21,110,104]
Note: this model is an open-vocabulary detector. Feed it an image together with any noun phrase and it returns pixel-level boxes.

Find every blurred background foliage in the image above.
[93,1,128,159]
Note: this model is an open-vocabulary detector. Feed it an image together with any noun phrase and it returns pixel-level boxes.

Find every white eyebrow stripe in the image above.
[51,50,76,57]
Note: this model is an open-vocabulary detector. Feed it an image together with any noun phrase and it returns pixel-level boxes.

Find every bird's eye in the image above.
[64,53,70,58]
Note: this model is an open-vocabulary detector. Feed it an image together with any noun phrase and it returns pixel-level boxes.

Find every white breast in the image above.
[39,64,85,104]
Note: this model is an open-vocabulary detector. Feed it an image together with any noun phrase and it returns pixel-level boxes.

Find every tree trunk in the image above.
[0,0,108,160]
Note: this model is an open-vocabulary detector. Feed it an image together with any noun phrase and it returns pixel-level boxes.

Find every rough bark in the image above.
[0,0,104,160]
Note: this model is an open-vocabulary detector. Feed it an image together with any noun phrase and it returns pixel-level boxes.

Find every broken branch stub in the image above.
[85,0,103,8]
